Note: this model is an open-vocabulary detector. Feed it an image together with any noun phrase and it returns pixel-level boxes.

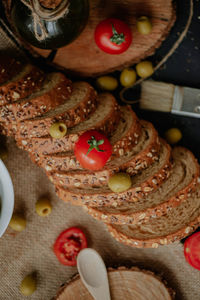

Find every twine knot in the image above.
[20,0,69,41]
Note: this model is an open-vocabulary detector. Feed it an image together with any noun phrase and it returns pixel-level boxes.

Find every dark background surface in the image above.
[113,0,200,161]
[136,0,200,159]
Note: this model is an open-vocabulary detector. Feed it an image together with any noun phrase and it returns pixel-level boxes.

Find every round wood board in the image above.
[55,268,174,300]
[29,0,175,77]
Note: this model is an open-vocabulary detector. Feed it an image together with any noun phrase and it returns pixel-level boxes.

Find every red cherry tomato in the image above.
[95,18,132,54]
[74,130,112,170]
[53,227,87,266]
[184,232,200,270]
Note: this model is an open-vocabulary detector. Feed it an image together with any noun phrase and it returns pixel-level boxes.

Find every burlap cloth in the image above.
[0,26,200,300]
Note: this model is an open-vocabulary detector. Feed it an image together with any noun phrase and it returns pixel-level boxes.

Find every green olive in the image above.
[120,68,137,87]
[96,76,118,91]
[9,214,26,232]
[49,122,67,139]
[136,61,154,78]
[165,128,182,144]
[136,16,152,35]
[20,274,37,296]
[108,173,132,193]
[35,198,52,217]
[0,147,8,160]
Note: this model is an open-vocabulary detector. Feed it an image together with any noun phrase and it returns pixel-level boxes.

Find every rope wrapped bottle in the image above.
[10,0,89,49]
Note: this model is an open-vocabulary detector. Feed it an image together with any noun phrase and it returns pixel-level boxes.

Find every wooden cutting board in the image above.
[55,267,174,300]
[28,0,175,77]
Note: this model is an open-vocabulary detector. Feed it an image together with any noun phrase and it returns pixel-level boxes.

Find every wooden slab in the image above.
[55,268,174,300]
[30,0,175,77]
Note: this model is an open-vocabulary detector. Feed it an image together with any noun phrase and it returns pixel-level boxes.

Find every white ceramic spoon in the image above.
[77,248,111,300]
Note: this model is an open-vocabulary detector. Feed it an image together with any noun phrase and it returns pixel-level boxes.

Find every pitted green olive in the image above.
[35,198,52,217]
[0,147,8,160]
[20,274,37,296]
[49,122,67,139]
[9,214,26,232]
[108,173,132,192]
[120,68,137,87]
[136,61,154,78]
[136,16,152,35]
[96,76,118,91]
[165,128,182,144]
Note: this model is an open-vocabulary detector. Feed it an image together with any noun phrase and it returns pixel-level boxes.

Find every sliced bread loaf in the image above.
[106,186,200,248]
[49,120,159,187]
[0,73,72,136]
[55,140,172,207]
[85,147,199,224]
[18,93,120,154]
[15,81,97,139]
[0,63,44,106]
[0,56,25,85]
[30,105,143,172]
[110,106,141,157]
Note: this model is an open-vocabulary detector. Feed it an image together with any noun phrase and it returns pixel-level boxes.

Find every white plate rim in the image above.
[0,159,14,237]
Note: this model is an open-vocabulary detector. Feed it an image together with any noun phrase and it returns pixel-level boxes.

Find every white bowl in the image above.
[0,159,14,237]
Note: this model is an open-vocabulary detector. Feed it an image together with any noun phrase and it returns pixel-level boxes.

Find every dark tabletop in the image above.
[137,0,200,159]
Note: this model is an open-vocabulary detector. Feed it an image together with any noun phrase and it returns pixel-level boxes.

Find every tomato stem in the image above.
[110,23,125,45]
[86,136,105,155]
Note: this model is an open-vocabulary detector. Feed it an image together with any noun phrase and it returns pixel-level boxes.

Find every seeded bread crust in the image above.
[15,82,98,139]
[107,214,200,248]
[0,73,72,136]
[0,56,25,85]
[32,119,158,174]
[0,64,44,106]
[28,105,143,172]
[55,140,172,208]
[18,93,120,154]
[84,148,199,225]
[49,121,160,187]
[106,188,200,248]
[111,106,142,157]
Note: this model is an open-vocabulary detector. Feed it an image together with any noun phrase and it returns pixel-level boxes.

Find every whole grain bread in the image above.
[55,140,172,207]
[15,81,97,139]
[18,93,120,154]
[85,147,199,225]
[0,55,25,85]
[0,63,44,106]
[30,105,143,172]
[0,73,72,136]
[48,120,159,187]
[106,186,200,248]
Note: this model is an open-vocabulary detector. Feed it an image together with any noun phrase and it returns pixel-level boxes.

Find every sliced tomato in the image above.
[74,130,112,170]
[184,231,200,270]
[95,18,132,54]
[53,227,87,266]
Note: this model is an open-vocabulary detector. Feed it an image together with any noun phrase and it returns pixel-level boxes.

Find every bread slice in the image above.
[0,63,44,106]
[49,120,159,187]
[85,147,199,224]
[55,140,172,207]
[0,55,25,85]
[18,93,120,154]
[106,186,200,248]
[30,105,143,172]
[15,81,97,139]
[0,73,72,136]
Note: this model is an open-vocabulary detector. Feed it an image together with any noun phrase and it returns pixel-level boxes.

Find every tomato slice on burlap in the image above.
[184,232,200,270]
[53,227,87,266]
